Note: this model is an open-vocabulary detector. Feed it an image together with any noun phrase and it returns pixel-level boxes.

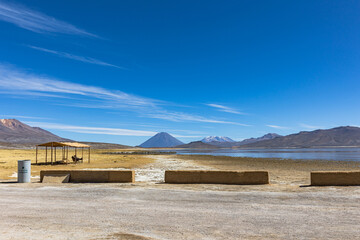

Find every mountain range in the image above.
[138,133,281,148]
[140,127,360,148]
[238,126,360,148]
[1,119,360,149]
[200,133,281,147]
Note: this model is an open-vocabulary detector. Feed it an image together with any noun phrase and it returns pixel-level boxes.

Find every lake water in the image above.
[171,148,360,162]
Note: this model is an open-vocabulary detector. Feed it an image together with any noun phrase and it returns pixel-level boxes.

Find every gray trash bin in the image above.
[18,160,31,183]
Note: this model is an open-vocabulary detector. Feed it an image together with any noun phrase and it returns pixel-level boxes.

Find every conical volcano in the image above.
[139,132,184,148]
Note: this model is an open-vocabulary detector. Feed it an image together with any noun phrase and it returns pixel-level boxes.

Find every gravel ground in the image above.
[2,155,360,239]
[1,183,360,240]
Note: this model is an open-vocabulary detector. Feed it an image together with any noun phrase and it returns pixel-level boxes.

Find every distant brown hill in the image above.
[239,126,360,148]
[236,133,281,146]
[175,141,219,149]
[0,119,70,144]
[80,142,132,149]
[0,120,134,149]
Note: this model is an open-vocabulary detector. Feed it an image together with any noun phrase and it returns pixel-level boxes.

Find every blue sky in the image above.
[1,0,360,146]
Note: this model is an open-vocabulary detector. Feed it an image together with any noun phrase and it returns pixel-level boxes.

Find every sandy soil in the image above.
[1,151,360,239]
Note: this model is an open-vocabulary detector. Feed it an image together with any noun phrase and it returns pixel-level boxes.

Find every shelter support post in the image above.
[36,146,38,164]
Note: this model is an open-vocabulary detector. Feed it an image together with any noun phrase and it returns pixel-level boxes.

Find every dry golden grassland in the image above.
[0,149,154,180]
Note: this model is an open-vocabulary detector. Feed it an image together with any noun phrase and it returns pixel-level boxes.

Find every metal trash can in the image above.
[18,160,31,183]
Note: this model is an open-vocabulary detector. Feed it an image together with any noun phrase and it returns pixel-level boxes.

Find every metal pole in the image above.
[45,146,47,164]
[51,143,53,165]
[88,147,90,163]
[36,146,38,164]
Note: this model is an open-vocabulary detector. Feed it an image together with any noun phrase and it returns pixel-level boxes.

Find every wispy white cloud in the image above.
[146,111,251,126]
[25,121,158,136]
[0,64,251,127]
[0,90,72,99]
[0,64,157,108]
[299,123,322,130]
[0,1,97,37]
[1,115,51,120]
[206,103,246,115]
[266,124,289,130]
[28,46,125,69]
[24,121,200,138]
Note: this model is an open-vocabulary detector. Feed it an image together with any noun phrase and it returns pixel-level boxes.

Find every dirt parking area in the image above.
[0,182,360,240]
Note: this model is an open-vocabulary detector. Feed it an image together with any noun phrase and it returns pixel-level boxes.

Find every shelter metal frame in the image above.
[36,142,90,165]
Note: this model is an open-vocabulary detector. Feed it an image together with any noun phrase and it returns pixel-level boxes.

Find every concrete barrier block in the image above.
[71,170,109,183]
[40,170,71,182]
[311,171,360,186]
[165,170,269,185]
[42,174,70,183]
[108,170,135,183]
[40,170,134,183]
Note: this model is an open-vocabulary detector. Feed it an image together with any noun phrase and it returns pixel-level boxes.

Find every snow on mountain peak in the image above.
[201,136,235,143]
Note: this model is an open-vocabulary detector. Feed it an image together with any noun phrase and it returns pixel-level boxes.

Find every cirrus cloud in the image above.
[206,103,246,115]
[266,124,290,130]
[24,121,201,138]
[28,46,125,69]
[0,64,156,107]
[0,0,97,37]
[0,64,251,127]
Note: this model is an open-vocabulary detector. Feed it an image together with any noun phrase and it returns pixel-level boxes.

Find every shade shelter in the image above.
[36,142,91,165]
